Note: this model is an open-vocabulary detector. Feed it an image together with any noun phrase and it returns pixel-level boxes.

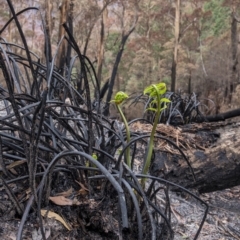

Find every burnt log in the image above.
[162,122,240,193]
[130,121,240,194]
[204,108,240,122]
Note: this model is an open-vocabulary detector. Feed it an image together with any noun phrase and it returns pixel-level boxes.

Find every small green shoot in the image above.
[111,91,131,167]
[141,82,171,186]
[86,153,98,168]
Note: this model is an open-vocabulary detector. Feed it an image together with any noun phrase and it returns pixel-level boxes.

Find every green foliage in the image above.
[203,0,230,37]
[111,91,129,105]
[144,82,167,96]
[111,83,171,174]
[111,91,131,167]
[92,153,98,160]
[141,82,170,186]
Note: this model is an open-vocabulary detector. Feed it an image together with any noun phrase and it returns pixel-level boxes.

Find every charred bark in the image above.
[171,0,181,92]
[135,122,240,194]
[164,122,240,193]
[202,108,240,122]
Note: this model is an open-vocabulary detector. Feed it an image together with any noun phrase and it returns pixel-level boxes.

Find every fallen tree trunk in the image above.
[131,121,240,194]
[204,108,240,122]
[163,122,240,193]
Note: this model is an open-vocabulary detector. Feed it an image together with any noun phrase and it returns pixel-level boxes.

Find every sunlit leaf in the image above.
[144,82,167,97]
[92,153,98,160]
[156,82,167,95]
[146,108,157,112]
[160,98,171,103]
[110,91,128,105]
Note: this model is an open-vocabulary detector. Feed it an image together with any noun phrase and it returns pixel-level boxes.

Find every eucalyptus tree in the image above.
[103,0,140,116]
[222,0,240,103]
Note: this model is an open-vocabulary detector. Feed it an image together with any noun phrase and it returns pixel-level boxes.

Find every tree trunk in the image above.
[103,3,139,116]
[103,33,133,116]
[96,4,108,85]
[229,10,239,103]
[171,0,181,92]
[83,25,94,56]
[8,10,12,44]
[66,0,74,68]
[83,1,111,56]
[45,0,53,61]
[187,70,191,94]
[56,0,69,73]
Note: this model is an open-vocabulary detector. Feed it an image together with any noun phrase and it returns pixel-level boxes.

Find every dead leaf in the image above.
[49,196,73,206]
[9,168,18,175]
[41,210,71,230]
[4,160,27,175]
[7,160,27,169]
[75,181,89,191]
[78,188,88,196]
[72,198,81,205]
[56,187,73,197]
[170,205,186,226]
[75,180,89,196]
[23,188,31,201]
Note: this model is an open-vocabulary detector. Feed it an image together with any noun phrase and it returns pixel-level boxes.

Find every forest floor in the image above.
[0,101,240,239]
[0,185,240,239]
[174,185,240,240]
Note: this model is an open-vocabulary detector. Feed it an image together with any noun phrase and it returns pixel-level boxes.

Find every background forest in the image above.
[1,0,240,116]
[1,1,240,239]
